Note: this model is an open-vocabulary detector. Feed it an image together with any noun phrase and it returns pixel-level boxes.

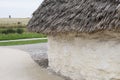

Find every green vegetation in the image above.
[0,28,24,34]
[0,33,46,41]
[0,39,48,46]
[16,28,24,34]
[0,27,25,32]
[0,18,47,46]
[0,18,46,41]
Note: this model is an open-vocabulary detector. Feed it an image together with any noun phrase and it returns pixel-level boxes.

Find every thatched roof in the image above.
[27,0,120,34]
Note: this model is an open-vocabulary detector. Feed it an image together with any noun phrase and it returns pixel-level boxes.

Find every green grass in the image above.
[0,33,46,41]
[0,18,48,46]
[0,39,48,46]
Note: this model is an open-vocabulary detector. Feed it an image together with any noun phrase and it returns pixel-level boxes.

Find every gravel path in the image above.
[3,43,48,67]
[3,43,47,58]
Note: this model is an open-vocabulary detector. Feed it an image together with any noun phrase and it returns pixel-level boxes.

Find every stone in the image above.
[31,53,48,68]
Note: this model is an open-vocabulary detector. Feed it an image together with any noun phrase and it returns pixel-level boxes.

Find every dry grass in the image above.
[0,18,30,28]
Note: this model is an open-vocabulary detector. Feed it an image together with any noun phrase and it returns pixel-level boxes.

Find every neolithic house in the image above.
[28,0,120,80]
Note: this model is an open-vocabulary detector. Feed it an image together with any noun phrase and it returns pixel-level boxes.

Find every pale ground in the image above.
[3,43,48,61]
[0,38,47,42]
[0,47,64,80]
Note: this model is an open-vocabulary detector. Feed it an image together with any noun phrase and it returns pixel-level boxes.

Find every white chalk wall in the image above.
[48,32,120,80]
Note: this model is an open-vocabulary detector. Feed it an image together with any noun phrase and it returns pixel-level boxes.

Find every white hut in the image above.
[27,0,120,80]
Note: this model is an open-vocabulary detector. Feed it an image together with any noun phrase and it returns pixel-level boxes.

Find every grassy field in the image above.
[0,18,47,46]
[0,18,29,28]
[0,39,47,46]
[0,18,46,40]
[0,33,46,41]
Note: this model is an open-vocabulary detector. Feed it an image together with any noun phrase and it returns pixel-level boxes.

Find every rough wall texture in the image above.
[48,31,120,80]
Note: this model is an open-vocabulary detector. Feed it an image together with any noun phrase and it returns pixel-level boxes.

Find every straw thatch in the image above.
[27,0,120,34]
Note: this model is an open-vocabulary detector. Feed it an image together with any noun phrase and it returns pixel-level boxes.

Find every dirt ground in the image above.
[0,47,64,80]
